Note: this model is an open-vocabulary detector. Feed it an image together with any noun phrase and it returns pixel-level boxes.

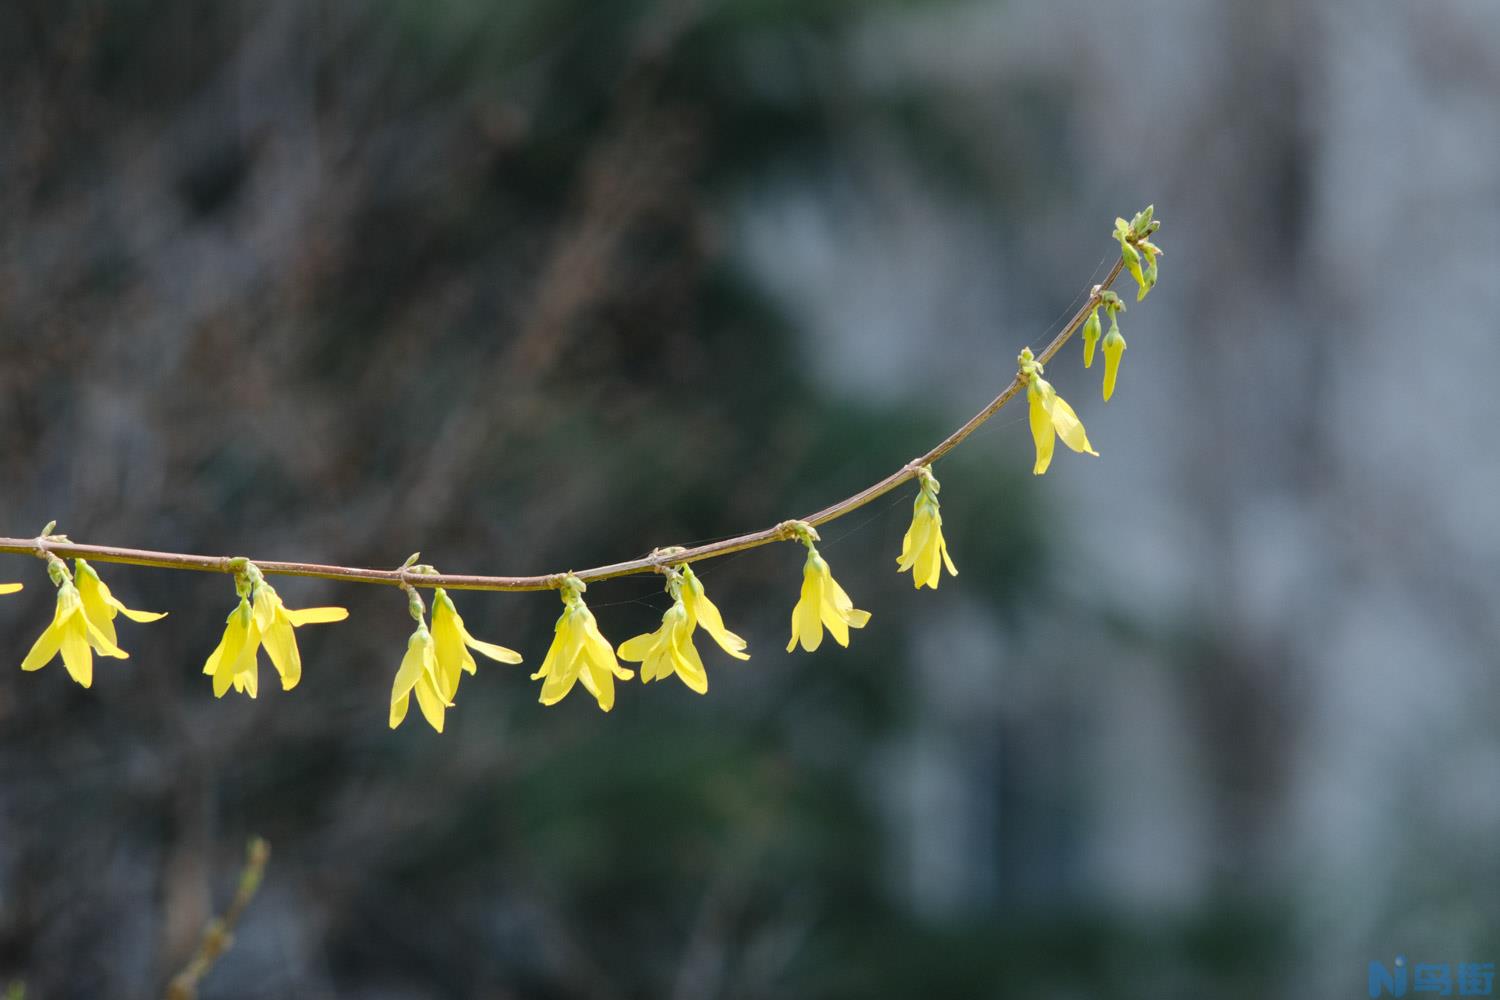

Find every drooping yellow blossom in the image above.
[784,522,871,653]
[1021,348,1098,476]
[203,597,259,698]
[22,579,127,688]
[389,624,451,733]
[430,586,522,702]
[532,577,633,711]
[201,564,347,698]
[251,580,348,691]
[75,558,166,647]
[1101,319,1127,402]
[618,595,708,694]
[896,466,957,589]
[679,565,749,660]
[617,565,747,694]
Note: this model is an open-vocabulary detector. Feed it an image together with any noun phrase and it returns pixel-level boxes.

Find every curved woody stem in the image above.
[0,258,1127,593]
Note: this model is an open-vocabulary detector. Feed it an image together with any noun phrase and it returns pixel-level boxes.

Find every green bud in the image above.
[1081,307,1101,368]
[1131,204,1154,237]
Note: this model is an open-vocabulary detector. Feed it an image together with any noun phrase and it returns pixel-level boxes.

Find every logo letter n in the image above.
[1369,957,1407,998]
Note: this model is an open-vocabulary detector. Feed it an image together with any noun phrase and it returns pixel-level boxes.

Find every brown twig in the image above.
[0,258,1126,593]
[164,837,271,1000]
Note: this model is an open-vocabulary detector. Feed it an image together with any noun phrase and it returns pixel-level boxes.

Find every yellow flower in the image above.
[618,566,748,694]
[1101,321,1127,402]
[203,598,260,698]
[201,566,347,698]
[618,598,708,694]
[389,625,451,733]
[679,565,749,660]
[896,467,957,589]
[785,525,871,653]
[1021,349,1097,476]
[75,558,166,648]
[0,583,22,596]
[430,587,522,702]
[22,580,127,688]
[251,580,348,691]
[531,578,633,711]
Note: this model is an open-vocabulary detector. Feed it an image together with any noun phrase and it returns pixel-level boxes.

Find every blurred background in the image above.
[2,1,1499,997]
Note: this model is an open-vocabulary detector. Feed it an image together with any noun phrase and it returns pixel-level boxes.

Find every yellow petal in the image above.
[235,662,260,699]
[85,615,129,659]
[577,622,625,712]
[430,601,467,701]
[77,563,167,626]
[413,675,447,733]
[617,630,660,662]
[74,566,121,648]
[820,592,851,647]
[283,606,349,626]
[22,619,64,673]
[682,574,749,660]
[390,632,430,706]
[252,586,278,634]
[818,564,869,647]
[465,633,522,665]
[205,606,248,681]
[793,558,825,653]
[60,612,94,688]
[389,692,410,728]
[411,644,448,733]
[538,615,585,704]
[531,620,566,681]
[0,582,22,595]
[117,605,167,623]
[670,623,709,694]
[260,612,302,691]
[940,537,958,578]
[1048,394,1099,456]
[1028,380,1055,475]
[896,520,918,570]
[918,529,942,589]
[589,619,632,682]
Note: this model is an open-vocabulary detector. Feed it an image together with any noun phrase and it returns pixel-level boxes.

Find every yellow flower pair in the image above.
[1020,348,1098,476]
[389,587,522,732]
[203,564,347,698]
[532,576,633,712]
[17,559,165,688]
[618,564,749,695]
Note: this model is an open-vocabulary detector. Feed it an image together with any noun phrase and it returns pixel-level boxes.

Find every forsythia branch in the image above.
[3,209,1161,717]
[0,261,1126,594]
